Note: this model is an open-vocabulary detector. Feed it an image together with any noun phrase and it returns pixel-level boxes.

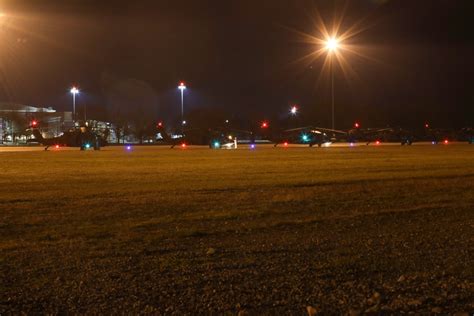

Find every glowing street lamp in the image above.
[325,36,340,130]
[70,87,79,122]
[178,82,186,126]
[295,18,368,132]
[325,37,339,52]
[290,105,298,115]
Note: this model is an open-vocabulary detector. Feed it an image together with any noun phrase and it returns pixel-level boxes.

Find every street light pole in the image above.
[73,92,76,121]
[325,37,339,130]
[181,88,184,123]
[178,82,186,132]
[331,56,335,130]
[70,87,79,123]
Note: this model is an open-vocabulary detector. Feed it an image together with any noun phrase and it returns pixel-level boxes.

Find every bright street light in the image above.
[297,18,367,131]
[70,87,80,122]
[325,37,339,52]
[290,105,298,115]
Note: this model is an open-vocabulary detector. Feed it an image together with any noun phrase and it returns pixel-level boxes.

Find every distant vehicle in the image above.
[156,123,252,149]
[457,127,474,144]
[347,127,414,145]
[28,123,107,151]
[272,126,346,147]
[419,127,457,144]
[348,125,473,145]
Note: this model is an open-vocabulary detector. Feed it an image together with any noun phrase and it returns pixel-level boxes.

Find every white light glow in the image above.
[325,37,339,52]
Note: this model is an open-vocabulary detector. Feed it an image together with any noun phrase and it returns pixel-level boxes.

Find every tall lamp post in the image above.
[70,87,79,123]
[325,37,339,130]
[178,82,187,126]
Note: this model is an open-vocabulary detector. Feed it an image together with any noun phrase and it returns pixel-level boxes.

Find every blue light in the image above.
[85,143,90,149]
[126,145,132,151]
[214,141,220,148]
[301,134,309,142]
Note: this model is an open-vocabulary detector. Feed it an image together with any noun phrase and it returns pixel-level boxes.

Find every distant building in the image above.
[0,103,73,144]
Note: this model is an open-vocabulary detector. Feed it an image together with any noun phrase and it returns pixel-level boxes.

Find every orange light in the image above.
[325,37,339,52]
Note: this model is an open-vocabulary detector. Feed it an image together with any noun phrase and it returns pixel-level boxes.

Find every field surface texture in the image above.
[1,145,473,314]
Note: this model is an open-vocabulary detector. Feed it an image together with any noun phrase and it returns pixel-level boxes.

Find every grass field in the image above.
[1,145,473,314]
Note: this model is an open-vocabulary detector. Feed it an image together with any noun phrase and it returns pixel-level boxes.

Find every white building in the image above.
[0,103,73,144]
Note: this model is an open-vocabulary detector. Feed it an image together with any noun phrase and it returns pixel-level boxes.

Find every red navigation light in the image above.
[31,120,38,127]
[354,122,360,128]
[261,121,268,128]
[425,123,429,128]
[283,142,289,147]
[55,145,60,149]
[157,121,163,127]
[375,140,381,145]
[444,139,449,144]
[181,143,187,148]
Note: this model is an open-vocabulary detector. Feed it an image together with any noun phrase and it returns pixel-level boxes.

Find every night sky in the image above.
[0,0,472,128]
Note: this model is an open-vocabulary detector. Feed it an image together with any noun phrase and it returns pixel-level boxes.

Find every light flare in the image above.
[325,37,339,51]
[284,3,379,89]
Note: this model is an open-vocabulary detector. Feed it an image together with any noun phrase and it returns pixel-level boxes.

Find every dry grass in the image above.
[1,145,473,314]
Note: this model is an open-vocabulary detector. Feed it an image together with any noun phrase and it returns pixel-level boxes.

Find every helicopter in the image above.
[28,121,107,151]
[272,126,346,147]
[155,122,253,149]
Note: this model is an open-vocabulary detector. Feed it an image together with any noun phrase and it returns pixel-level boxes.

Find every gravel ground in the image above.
[1,145,473,314]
